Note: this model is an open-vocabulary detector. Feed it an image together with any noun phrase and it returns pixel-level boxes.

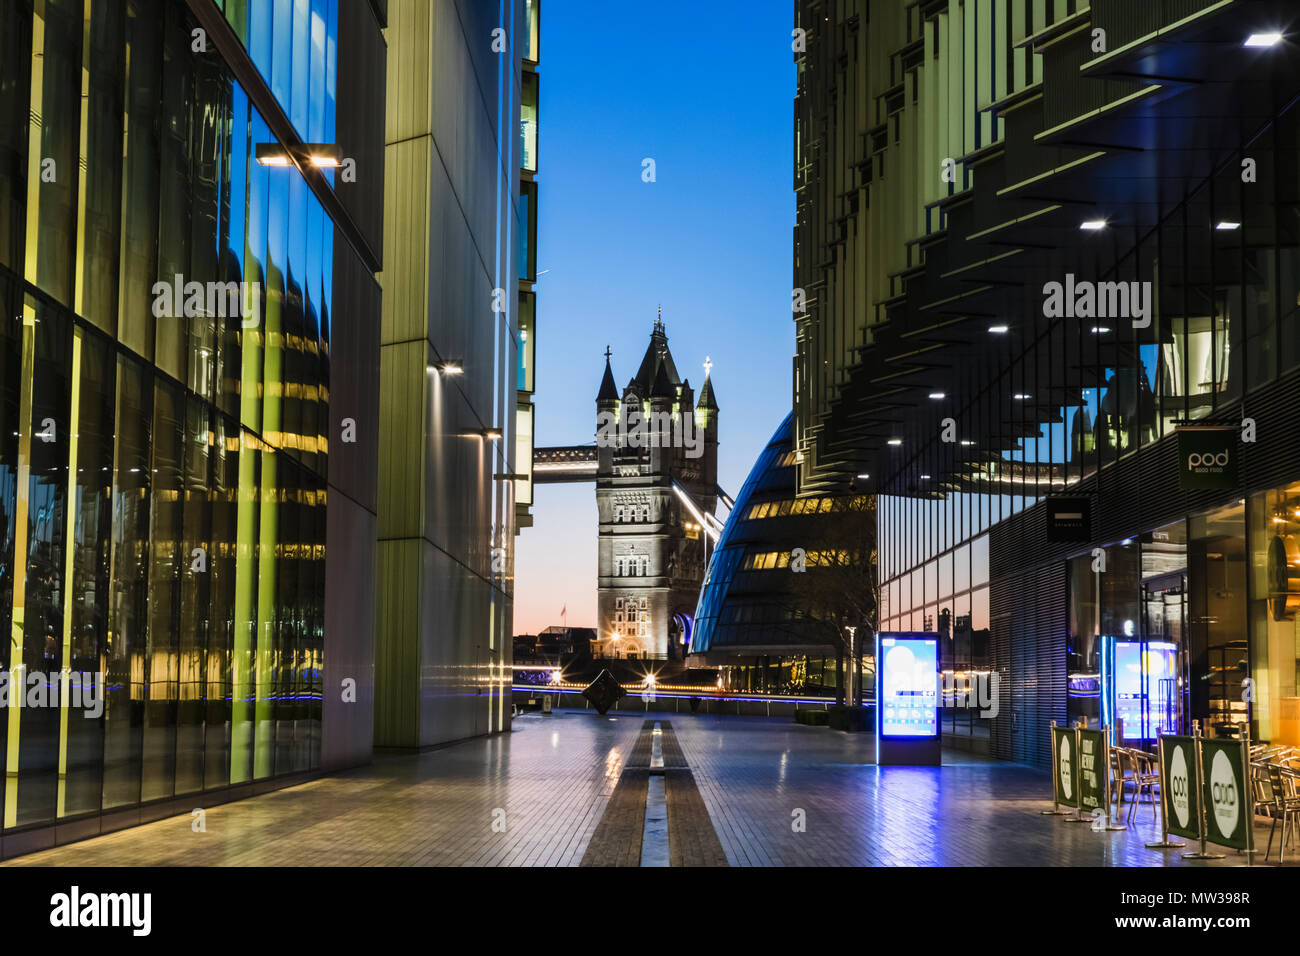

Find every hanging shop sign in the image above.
[1046,497,1091,542]
[1176,426,1238,491]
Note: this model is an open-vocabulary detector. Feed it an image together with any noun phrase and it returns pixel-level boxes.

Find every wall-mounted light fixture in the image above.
[256,142,343,168]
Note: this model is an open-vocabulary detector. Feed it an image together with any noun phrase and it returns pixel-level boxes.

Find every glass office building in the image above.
[797,0,1300,763]
[0,0,384,854]
[691,414,858,696]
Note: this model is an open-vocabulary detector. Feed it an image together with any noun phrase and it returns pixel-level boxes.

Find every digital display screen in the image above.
[1114,640,1177,740]
[879,636,938,737]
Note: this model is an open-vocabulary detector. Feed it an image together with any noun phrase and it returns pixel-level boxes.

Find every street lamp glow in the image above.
[1080,219,1107,231]
[1216,221,1241,230]
[887,438,902,446]
[988,324,1009,334]
[929,392,945,399]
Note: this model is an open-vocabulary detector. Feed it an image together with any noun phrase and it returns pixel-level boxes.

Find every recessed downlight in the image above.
[1244,32,1283,48]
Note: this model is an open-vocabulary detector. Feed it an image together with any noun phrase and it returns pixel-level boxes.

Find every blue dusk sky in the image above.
[513,0,797,633]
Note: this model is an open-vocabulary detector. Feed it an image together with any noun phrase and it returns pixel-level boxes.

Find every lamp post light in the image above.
[845,625,858,707]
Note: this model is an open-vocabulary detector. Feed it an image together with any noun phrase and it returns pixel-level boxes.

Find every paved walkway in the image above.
[6,711,1293,866]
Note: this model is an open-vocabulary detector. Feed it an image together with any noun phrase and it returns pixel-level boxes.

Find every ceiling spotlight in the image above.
[856,473,870,480]
[482,428,503,440]
[988,324,1009,334]
[430,360,463,375]
[1216,221,1241,231]
[1080,219,1107,231]
[1244,33,1283,48]
[1013,393,1031,400]
[920,474,931,480]
[929,392,945,400]
[887,439,902,447]
[1090,326,1111,334]
[960,440,976,446]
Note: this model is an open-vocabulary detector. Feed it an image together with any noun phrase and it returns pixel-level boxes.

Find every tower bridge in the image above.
[531,315,725,662]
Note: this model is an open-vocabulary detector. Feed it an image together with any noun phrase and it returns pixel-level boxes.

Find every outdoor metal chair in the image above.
[1123,749,1159,825]
[1263,762,1300,864]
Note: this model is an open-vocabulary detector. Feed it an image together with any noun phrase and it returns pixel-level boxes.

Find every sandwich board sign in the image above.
[1053,725,1079,809]
[1199,738,1249,851]
[1077,727,1107,813]
[1159,735,1201,841]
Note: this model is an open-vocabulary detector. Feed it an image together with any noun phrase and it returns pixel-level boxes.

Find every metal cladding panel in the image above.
[990,564,1066,768]
[1088,0,1225,51]
[336,0,388,262]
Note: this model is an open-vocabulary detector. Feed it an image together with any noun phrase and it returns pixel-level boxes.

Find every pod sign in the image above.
[1053,726,1078,808]
[1160,736,1201,841]
[1177,426,1237,491]
[1201,738,1249,850]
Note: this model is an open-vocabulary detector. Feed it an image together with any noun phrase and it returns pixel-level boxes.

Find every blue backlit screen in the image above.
[879,636,939,737]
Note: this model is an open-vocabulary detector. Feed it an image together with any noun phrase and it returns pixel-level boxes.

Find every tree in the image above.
[788,495,878,706]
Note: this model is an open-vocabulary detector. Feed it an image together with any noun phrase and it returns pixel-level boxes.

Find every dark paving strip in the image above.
[580,722,657,866]
[581,721,729,867]
[658,723,729,867]
[656,721,690,769]
[623,720,657,768]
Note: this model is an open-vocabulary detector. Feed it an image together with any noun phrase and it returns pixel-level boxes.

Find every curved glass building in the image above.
[690,414,853,692]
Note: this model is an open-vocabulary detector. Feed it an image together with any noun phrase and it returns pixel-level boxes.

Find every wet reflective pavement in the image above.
[6,712,1293,867]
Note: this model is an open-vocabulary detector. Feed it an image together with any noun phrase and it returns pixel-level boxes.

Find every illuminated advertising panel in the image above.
[879,635,938,738]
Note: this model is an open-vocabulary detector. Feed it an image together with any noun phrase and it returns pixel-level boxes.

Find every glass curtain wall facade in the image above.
[516,0,539,528]
[0,0,377,845]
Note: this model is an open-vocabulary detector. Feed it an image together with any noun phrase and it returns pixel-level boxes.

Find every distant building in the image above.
[595,315,719,660]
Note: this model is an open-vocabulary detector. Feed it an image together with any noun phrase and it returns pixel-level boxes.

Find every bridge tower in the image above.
[593,313,718,661]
